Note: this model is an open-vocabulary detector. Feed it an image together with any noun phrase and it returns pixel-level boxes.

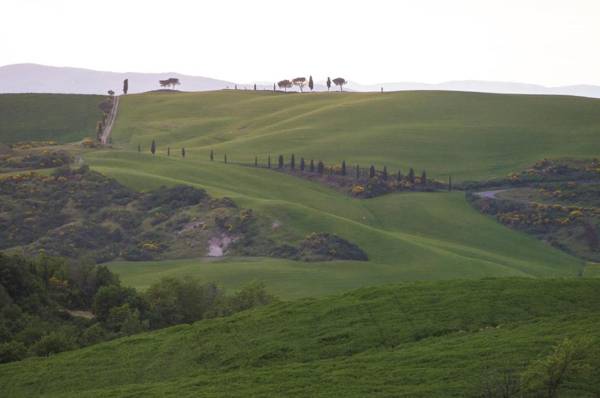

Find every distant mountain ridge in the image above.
[2,63,600,98]
[349,80,600,98]
[0,64,235,95]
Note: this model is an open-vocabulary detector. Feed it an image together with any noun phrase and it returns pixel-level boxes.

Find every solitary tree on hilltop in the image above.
[292,77,307,92]
[333,77,347,92]
[278,79,293,92]
[150,140,156,156]
[159,78,181,89]
[326,77,332,91]
[308,76,314,91]
[123,79,128,95]
[253,83,257,91]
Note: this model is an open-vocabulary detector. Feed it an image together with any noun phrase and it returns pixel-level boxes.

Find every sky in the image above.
[1,0,600,86]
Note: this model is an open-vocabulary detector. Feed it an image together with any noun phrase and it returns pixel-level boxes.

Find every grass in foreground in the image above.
[1,278,599,397]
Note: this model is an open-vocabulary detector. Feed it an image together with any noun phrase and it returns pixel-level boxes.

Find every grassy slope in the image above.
[2,279,600,397]
[89,151,583,298]
[112,90,600,181]
[0,93,103,143]
[78,90,600,295]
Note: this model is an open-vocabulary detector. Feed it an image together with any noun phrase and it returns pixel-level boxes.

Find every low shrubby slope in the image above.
[0,166,366,264]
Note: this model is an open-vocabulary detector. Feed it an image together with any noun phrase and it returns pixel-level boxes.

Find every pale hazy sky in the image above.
[2,0,600,85]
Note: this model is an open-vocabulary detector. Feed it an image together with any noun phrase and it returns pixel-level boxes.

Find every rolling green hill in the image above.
[111,90,600,181]
[88,150,584,297]
[73,90,600,294]
[2,278,599,397]
[0,93,103,143]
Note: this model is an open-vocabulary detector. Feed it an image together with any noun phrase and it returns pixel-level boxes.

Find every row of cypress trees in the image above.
[211,151,429,185]
[141,145,433,187]
[141,141,186,158]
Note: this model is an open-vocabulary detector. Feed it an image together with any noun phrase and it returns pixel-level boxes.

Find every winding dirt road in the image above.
[100,96,119,145]
[474,189,506,199]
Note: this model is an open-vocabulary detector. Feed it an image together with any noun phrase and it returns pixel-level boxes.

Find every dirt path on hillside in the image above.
[100,96,119,145]
[474,189,506,199]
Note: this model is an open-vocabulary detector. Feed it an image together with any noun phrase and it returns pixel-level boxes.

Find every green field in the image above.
[2,90,600,396]
[111,90,600,181]
[92,150,584,297]
[1,90,596,294]
[0,93,103,143]
[2,278,599,397]
[69,89,600,295]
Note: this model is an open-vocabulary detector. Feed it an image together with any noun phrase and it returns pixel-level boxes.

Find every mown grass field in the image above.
[111,90,600,181]
[2,278,599,397]
[0,93,103,143]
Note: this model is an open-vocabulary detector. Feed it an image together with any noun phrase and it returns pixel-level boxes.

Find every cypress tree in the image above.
[167,147,170,156]
[291,154,295,170]
[181,147,186,158]
[300,157,305,171]
[308,75,314,91]
[448,175,452,191]
[310,159,315,172]
[397,169,403,182]
[421,170,427,185]
[408,168,415,183]
[341,160,346,176]
[224,153,228,163]
[255,156,258,167]
[278,155,284,169]
[267,154,271,168]
[210,150,214,161]
[317,161,324,175]
[137,144,141,153]
[253,84,257,91]
[382,166,388,180]
[369,165,376,178]
[273,83,276,92]
[356,164,360,179]
[150,140,156,156]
